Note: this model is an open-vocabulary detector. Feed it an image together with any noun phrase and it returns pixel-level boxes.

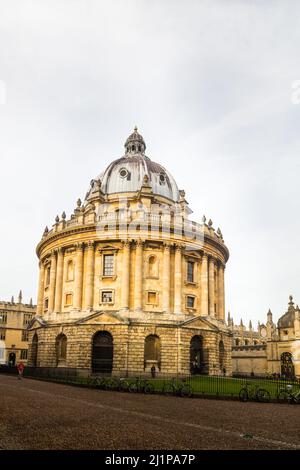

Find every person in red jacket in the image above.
[17,362,25,380]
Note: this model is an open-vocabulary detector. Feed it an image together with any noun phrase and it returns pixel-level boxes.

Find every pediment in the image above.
[183,250,201,259]
[28,315,47,330]
[75,310,129,325]
[181,315,219,331]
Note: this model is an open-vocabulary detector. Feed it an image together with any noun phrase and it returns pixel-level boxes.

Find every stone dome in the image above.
[86,128,180,202]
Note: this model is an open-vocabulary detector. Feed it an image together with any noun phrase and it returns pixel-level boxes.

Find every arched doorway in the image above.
[190,335,204,375]
[8,352,16,366]
[280,352,295,378]
[92,331,113,374]
[144,335,161,371]
[31,333,38,367]
[56,334,67,366]
[219,340,225,373]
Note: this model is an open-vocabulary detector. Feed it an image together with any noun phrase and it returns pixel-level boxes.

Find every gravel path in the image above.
[0,374,299,450]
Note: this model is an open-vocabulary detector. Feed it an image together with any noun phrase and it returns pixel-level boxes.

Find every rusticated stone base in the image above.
[27,311,233,376]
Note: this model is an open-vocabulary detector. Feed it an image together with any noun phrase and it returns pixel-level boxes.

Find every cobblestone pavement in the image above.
[0,374,299,450]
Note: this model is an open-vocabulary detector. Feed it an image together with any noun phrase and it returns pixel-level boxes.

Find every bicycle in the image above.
[118,377,131,392]
[239,382,270,402]
[277,384,300,404]
[162,378,192,397]
[129,377,154,394]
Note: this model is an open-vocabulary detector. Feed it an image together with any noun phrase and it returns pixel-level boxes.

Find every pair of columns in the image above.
[37,242,93,315]
[200,253,225,319]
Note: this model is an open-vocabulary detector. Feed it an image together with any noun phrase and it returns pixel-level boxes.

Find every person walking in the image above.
[151,364,156,379]
[17,362,25,380]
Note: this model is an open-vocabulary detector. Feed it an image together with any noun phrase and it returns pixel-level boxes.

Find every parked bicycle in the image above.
[239,382,270,402]
[129,377,154,394]
[118,378,131,392]
[162,378,192,397]
[277,384,300,404]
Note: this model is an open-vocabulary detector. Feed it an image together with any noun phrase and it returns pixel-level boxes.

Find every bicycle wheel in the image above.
[239,388,249,402]
[144,383,154,394]
[277,390,289,403]
[162,382,174,396]
[256,389,270,403]
[129,382,138,392]
[180,384,192,398]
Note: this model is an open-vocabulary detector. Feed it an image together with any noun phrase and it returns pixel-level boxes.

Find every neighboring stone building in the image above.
[0,292,36,365]
[28,128,232,376]
[229,314,268,376]
[230,296,300,378]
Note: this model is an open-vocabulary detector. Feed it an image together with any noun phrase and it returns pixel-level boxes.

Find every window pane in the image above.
[148,292,157,304]
[187,261,194,282]
[102,291,113,303]
[187,296,195,308]
[103,255,114,276]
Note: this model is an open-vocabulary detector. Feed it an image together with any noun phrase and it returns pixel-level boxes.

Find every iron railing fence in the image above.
[0,365,18,374]
[16,367,300,402]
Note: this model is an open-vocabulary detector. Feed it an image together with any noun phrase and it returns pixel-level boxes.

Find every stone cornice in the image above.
[37,222,229,262]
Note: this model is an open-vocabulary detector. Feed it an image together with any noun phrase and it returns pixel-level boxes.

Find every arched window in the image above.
[244,339,249,346]
[67,260,74,281]
[280,352,294,378]
[148,255,158,277]
[144,335,161,370]
[92,331,113,374]
[219,341,225,371]
[56,334,67,365]
[190,335,204,374]
[31,333,38,367]
[235,338,240,346]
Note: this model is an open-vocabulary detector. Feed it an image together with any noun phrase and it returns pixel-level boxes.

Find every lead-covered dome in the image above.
[86,128,180,202]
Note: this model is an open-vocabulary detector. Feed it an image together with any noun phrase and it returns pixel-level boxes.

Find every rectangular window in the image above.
[101,291,113,303]
[44,298,49,311]
[65,294,73,306]
[45,266,51,286]
[23,314,32,326]
[186,296,195,308]
[147,291,157,304]
[20,350,28,360]
[103,254,114,276]
[0,329,5,340]
[0,313,7,324]
[22,330,29,342]
[187,261,194,283]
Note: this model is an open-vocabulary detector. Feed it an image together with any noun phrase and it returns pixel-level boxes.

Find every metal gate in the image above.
[92,331,113,374]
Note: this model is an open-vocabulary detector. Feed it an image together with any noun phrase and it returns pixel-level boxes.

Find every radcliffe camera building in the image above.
[28,128,231,376]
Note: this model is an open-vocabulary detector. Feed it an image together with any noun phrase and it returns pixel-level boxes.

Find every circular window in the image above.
[159,173,166,184]
[119,168,128,179]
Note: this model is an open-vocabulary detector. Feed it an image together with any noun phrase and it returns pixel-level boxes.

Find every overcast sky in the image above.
[0,0,299,327]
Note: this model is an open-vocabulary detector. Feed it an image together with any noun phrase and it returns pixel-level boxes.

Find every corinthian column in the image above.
[121,241,131,310]
[54,248,64,312]
[134,240,143,311]
[218,263,225,321]
[208,256,215,317]
[48,250,57,314]
[84,241,95,310]
[162,243,170,313]
[174,244,182,313]
[37,261,45,315]
[200,253,208,316]
[74,243,84,310]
